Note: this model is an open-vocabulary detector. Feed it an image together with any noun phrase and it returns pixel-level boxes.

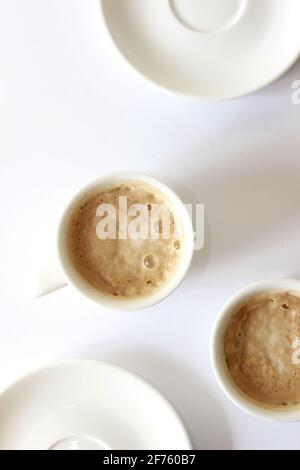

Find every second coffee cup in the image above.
[211,278,300,421]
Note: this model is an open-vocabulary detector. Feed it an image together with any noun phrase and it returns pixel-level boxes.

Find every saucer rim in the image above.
[99,0,300,101]
[0,359,192,450]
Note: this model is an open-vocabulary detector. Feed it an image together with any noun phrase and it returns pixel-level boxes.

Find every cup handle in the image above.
[29,264,67,299]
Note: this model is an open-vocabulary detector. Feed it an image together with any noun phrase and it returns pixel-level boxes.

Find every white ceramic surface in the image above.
[0,360,191,450]
[100,0,300,99]
[34,172,194,311]
[211,279,300,422]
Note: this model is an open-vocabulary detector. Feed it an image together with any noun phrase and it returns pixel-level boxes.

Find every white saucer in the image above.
[100,0,300,99]
[0,360,191,450]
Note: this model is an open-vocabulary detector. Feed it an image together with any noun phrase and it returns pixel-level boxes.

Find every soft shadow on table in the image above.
[64,344,232,450]
[161,136,300,280]
[174,166,300,262]
[255,56,300,97]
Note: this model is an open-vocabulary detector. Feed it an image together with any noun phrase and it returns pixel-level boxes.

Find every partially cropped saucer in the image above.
[100,0,300,99]
[0,360,191,450]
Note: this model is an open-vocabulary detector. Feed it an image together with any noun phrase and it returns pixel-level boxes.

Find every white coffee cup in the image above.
[33,172,194,311]
[211,278,300,422]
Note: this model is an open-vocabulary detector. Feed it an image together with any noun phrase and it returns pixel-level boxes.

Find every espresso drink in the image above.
[67,182,184,298]
[225,291,300,408]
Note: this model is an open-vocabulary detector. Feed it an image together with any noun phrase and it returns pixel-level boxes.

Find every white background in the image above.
[0,0,300,450]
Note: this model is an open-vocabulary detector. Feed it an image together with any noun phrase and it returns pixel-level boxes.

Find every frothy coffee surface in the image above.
[68,182,183,298]
[225,292,300,408]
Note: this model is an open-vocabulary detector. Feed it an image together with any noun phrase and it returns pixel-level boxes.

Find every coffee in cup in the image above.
[33,173,194,310]
[225,291,300,408]
[67,180,185,300]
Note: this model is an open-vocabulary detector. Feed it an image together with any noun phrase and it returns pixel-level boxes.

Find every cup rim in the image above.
[210,278,300,422]
[57,172,194,311]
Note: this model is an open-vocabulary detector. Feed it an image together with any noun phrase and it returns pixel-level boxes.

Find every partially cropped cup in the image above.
[33,172,194,311]
[211,278,300,422]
